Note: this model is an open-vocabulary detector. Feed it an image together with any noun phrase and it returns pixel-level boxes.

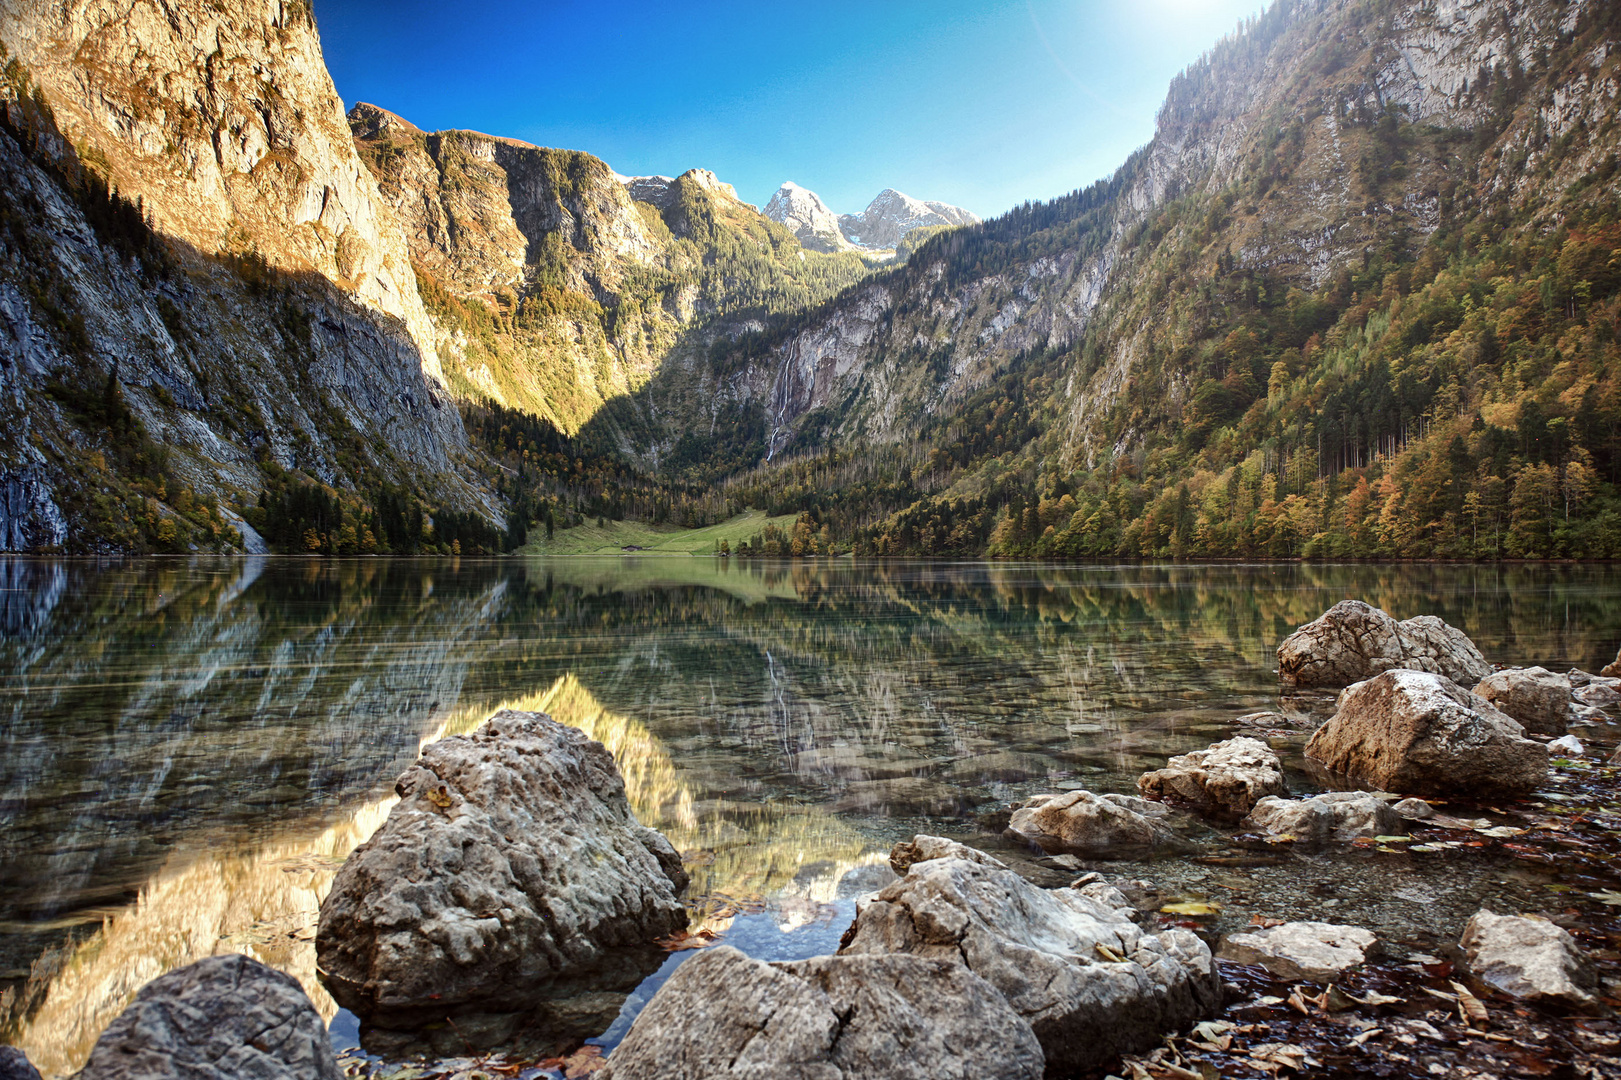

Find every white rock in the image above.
[1304,670,1548,797]
[598,946,1045,1080]
[840,854,1221,1073]
[1460,912,1598,1010]
[1217,922,1379,981]
[1006,790,1191,858]
[1241,791,1404,843]
[1137,736,1287,818]
[1277,601,1491,689]
[1548,734,1584,756]
[1473,667,1573,735]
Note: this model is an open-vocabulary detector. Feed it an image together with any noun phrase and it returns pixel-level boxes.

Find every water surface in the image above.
[2,557,1619,1074]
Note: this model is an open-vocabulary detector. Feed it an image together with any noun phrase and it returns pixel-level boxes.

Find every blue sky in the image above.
[317,0,1270,219]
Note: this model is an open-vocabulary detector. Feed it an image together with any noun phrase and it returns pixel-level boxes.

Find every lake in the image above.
[2,556,1619,1075]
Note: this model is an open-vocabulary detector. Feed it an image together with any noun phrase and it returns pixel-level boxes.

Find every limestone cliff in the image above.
[0,0,478,553]
[351,105,872,433]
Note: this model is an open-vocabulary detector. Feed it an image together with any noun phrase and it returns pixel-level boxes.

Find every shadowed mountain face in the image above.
[0,0,473,554]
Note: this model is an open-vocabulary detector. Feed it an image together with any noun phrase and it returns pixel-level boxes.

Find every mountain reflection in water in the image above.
[2,557,1619,1076]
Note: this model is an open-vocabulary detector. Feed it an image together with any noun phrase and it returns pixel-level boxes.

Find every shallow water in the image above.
[2,556,1619,1075]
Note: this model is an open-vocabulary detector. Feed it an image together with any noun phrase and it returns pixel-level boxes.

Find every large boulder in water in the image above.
[839,849,1221,1073]
[1137,736,1287,818]
[316,711,688,1045]
[1277,600,1491,688]
[77,955,340,1080]
[1006,790,1192,858]
[1473,666,1573,735]
[1241,791,1404,844]
[599,946,1044,1080]
[1303,671,1547,797]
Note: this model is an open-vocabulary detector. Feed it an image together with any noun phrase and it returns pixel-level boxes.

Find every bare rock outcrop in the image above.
[1137,736,1286,818]
[1241,791,1405,844]
[76,954,340,1080]
[1217,922,1380,981]
[1461,912,1599,1011]
[1473,666,1574,735]
[598,946,1044,1080]
[1303,670,1547,797]
[316,711,688,1045]
[839,853,1221,1073]
[0,0,444,378]
[1006,790,1193,858]
[1277,601,1491,689]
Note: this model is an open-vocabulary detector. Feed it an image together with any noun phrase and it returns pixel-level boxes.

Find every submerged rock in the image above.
[1137,736,1287,818]
[77,955,340,1080]
[599,946,1044,1080]
[316,711,688,1048]
[1391,797,1436,821]
[1460,912,1599,1011]
[1473,666,1573,735]
[1277,600,1491,689]
[1574,682,1621,709]
[1216,921,1380,981]
[1241,791,1404,844]
[1006,790,1192,858]
[1303,670,1547,797]
[840,853,1221,1073]
[1549,734,1585,757]
[0,1047,42,1080]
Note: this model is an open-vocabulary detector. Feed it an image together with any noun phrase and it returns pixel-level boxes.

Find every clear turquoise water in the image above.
[2,557,1618,1073]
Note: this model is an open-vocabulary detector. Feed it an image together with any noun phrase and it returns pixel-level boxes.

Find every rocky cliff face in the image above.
[351,106,871,432]
[763,181,851,252]
[0,0,476,553]
[838,188,979,249]
[0,0,441,374]
[639,0,1620,466]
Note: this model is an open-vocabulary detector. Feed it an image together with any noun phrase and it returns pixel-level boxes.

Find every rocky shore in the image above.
[13,603,1621,1079]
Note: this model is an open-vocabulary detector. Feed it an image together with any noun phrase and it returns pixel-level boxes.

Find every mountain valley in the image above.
[0,0,1618,560]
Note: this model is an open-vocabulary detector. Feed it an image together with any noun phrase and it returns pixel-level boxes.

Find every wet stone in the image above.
[1216,921,1380,981]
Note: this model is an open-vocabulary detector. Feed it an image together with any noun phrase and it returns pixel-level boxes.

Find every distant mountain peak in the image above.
[839,189,979,249]
[762,181,978,253]
[763,182,850,253]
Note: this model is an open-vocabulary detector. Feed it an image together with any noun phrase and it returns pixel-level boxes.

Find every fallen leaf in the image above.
[1590,890,1621,906]
[1348,989,1403,1006]
[1095,943,1128,963]
[1249,915,1285,928]
[1450,980,1489,1025]
[426,785,454,809]
[1373,835,1414,843]
[1160,902,1222,916]
[562,1046,607,1078]
[1349,1028,1382,1046]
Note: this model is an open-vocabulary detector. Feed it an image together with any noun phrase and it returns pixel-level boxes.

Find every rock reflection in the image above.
[4,675,881,1075]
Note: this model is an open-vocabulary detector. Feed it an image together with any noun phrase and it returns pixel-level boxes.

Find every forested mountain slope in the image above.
[602,0,1621,559]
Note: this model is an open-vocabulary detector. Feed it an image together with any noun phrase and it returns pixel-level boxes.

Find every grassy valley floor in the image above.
[512,510,799,556]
